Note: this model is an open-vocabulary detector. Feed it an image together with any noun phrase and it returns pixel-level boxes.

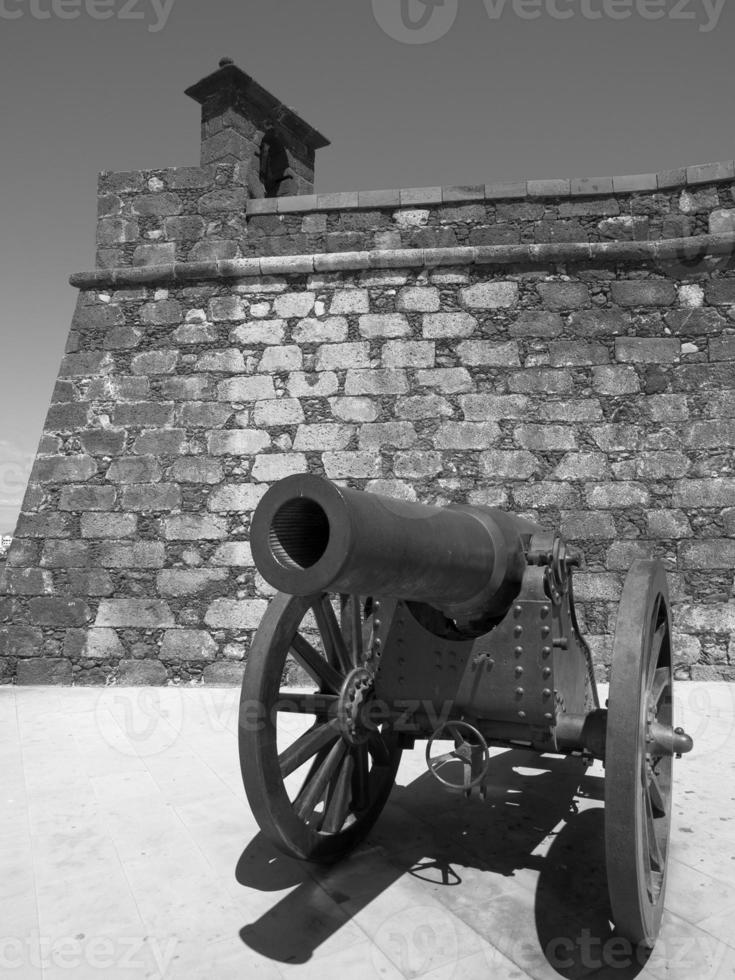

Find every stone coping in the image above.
[69,234,735,289]
[245,161,735,214]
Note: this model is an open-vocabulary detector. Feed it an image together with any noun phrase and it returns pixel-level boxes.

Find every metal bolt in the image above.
[544,712,553,721]
[514,646,523,656]
[542,688,552,698]
[542,667,552,679]
[542,646,552,657]
[515,666,523,677]
[514,605,523,616]
[518,710,527,719]
[373,620,381,630]
[514,625,523,637]
[541,605,550,617]
[515,687,524,697]
[374,638,381,649]
[541,626,550,638]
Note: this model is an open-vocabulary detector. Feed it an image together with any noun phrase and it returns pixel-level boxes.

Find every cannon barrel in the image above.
[250,474,542,625]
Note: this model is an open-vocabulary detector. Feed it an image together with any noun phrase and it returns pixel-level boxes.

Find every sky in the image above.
[0,0,733,532]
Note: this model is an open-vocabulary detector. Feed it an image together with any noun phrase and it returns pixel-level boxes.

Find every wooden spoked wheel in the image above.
[605,560,674,948]
[239,591,402,862]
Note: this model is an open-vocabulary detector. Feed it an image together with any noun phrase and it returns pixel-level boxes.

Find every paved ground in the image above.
[1,683,734,980]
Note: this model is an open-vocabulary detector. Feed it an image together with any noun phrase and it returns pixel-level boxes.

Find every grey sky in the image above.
[0,0,732,531]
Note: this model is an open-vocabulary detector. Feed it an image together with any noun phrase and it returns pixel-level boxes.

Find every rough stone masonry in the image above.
[1,58,734,686]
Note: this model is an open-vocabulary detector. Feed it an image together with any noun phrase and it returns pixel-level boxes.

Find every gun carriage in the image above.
[239,473,693,949]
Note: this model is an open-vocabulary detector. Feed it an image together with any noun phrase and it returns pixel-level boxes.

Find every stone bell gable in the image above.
[1,60,734,685]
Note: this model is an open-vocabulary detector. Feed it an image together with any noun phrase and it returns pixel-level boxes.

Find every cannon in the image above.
[238,473,694,949]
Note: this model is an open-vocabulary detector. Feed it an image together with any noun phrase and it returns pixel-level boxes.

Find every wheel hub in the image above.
[337,667,376,745]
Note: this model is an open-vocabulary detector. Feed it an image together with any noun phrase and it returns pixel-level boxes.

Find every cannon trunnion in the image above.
[239,474,693,951]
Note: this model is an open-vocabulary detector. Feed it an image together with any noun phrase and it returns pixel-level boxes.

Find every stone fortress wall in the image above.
[1,59,734,685]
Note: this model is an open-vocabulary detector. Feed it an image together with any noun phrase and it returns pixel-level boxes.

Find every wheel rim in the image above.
[605,560,674,948]
[239,591,402,861]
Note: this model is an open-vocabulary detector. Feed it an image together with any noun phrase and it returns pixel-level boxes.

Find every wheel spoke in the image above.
[643,789,664,872]
[290,633,344,694]
[367,730,391,766]
[322,753,355,834]
[650,667,670,710]
[313,595,352,675]
[352,742,370,812]
[646,621,668,688]
[275,692,337,716]
[340,593,364,667]
[294,739,347,820]
[430,750,459,767]
[648,767,667,818]
[279,719,340,778]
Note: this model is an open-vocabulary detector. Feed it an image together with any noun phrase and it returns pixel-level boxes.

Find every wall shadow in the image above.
[235,750,647,977]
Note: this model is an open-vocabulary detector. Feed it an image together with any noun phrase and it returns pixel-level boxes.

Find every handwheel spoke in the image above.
[294,739,347,821]
[275,692,337,716]
[313,595,352,675]
[290,633,344,694]
[321,753,355,834]
[430,750,459,767]
[279,719,340,778]
[352,742,370,812]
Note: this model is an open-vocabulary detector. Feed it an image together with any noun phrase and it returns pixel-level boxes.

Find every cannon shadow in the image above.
[236,749,648,978]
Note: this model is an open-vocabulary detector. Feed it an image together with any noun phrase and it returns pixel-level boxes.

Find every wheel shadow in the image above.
[236,752,648,977]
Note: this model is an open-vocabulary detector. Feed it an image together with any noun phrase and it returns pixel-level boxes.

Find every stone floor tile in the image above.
[277,939,404,979]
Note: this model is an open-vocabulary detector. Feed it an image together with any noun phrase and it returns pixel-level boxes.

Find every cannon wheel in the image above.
[605,560,674,948]
[239,590,402,862]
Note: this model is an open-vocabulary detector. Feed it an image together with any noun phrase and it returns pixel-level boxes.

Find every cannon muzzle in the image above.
[250,474,540,626]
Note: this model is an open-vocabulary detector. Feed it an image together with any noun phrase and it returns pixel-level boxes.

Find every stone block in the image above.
[293,424,354,451]
[382,341,434,368]
[592,366,640,395]
[509,312,563,337]
[209,296,245,322]
[132,243,175,266]
[316,343,370,371]
[59,486,117,511]
[358,314,410,338]
[647,510,693,539]
[422,313,477,339]
[198,188,248,213]
[584,482,649,508]
[206,430,270,455]
[710,336,735,361]
[480,450,539,481]
[28,598,92,627]
[396,287,440,312]
[274,292,316,318]
[457,340,520,366]
[292,317,348,344]
[537,282,590,311]
[230,319,285,345]
[66,570,114,596]
[17,659,73,685]
[78,429,126,459]
[117,660,167,684]
[322,452,381,480]
[615,338,680,364]
[174,403,232,428]
[344,370,409,396]
[709,209,735,235]
[515,425,576,451]
[96,599,173,628]
[460,394,528,420]
[395,395,452,420]
[434,422,500,450]
[358,423,417,450]
[251,454,308,482]
[81,513,137,538]
[66,627,124,659]
[705,281,735,306]
[195,349,246,373]
[112,402,174,427]
[32,455,97,484]
[3,569,54,595]
[157,569,229,596]
[45,402,91,431]
[287,372,339,398]
[207,484,268,512]
[211,542,253,566]
[107,455,162,483]
[329,397,379,423]
[217,376,277,402]
[460,282,518,309]
[258,345,303,373]
[160,629,218,661]
[553,453,610,481]
[560,512,617,540]
[414,368,472,393]
[104,325,143,350]
[507,369,573,394]
[140,300,182,325]
[204,599,268,629]
[121,483,182,511]
[393,452,443,479]
[164,515,228,541]
[548,342,609,367]
[253,399,305,426]
[329,290,370,315]
[512,482,580,509]
[132,429,186,455]
[97,542,165,568]
[611,281,676,307]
